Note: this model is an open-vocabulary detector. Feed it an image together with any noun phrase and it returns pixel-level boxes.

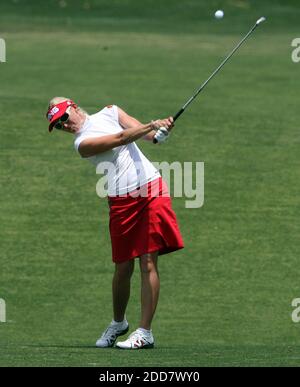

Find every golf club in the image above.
[153,17,266,143]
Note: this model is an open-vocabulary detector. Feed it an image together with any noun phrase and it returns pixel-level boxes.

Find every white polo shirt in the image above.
[74,105,160,195]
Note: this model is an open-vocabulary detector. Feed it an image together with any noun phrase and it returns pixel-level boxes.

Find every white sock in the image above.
[112,318,127,327]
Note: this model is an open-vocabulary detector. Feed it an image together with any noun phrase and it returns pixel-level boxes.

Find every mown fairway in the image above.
[1,0,300,366]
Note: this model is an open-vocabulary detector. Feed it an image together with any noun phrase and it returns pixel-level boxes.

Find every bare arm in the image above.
[78,107,174,157]
[118,107,156,141]
[78,122,155,158]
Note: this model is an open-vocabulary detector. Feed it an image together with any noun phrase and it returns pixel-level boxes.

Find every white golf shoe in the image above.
[116,328,154,349]
[96,320,129,348]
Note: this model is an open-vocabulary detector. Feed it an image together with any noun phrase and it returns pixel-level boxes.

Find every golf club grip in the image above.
[153,108,185,144]
[173,108,185,122]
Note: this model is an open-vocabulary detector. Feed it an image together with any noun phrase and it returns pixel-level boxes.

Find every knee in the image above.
[115,261,134,280]
[140,255,158,274]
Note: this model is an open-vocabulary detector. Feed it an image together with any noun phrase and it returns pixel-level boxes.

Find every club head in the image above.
[256,17,266,26]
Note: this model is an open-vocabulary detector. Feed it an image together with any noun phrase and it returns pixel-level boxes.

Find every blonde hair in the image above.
[48,96,89,115]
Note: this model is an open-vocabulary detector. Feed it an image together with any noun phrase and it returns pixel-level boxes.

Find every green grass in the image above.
[1,0,300,367]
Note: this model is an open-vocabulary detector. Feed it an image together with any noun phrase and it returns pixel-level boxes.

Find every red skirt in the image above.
[108,177,184,263]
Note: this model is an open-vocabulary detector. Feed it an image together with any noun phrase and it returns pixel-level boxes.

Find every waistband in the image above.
[108,177,169,202]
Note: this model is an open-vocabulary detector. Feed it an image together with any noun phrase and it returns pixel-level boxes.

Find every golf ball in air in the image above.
[215,10,224,19]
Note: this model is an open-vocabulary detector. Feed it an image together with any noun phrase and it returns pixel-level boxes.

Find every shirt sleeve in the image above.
[74,136,83,152]
[74,134,100,153]
[102,104,119,124]
[73,105,120,154]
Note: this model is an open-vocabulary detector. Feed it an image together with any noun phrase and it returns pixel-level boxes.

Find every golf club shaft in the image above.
[153,17,266,143]
[172,18,265,122]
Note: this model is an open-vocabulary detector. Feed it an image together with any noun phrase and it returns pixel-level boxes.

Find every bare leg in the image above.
[112,260,135,322]
[139,252,160,330]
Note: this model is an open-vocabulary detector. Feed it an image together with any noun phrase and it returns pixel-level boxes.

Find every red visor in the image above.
[46,100,77,132]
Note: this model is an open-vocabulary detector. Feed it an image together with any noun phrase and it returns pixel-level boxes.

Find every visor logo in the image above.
[48,106,60,120]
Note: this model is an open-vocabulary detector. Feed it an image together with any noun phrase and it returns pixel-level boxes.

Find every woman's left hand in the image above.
[151,116,174,131]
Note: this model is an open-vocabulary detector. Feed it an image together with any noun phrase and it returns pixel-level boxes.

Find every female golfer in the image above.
[46,97,184,349]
